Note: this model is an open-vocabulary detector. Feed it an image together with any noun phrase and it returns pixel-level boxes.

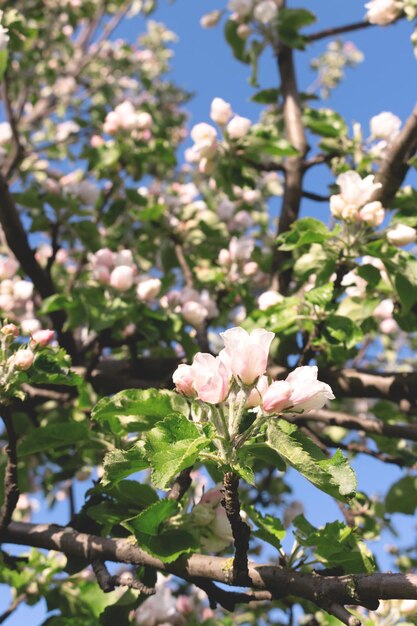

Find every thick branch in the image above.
[272,44,308,292]
[0,175,77,357]
[4,522,417,611]
[372,101,417,206]
[290,407,417,442]
[221,472,251,585]
[0,406,19,536]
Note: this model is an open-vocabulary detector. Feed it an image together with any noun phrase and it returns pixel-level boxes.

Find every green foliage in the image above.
[245,506,286,551]
[145,413,209,488]
[277,8,316,49]
[385,476,417,514]
[91,388,189,436]
[123,499,199,562]
[267,420,357,501]
[294,516,376,574]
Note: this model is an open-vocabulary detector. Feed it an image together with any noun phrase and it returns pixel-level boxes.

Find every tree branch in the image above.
[289,407,417,442]
[0,174,77,357]
[272,43,308,292]
[221,472,251,586]
[372,100,417,206]
[0,593,25,624]
[92,559,155,594]
[4,522,417,612]
[168,467,193,502]
[0,406,19,536]
[305,20,374,43]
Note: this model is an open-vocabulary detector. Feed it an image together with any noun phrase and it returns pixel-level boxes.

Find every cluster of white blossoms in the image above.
[228,0,280,25]
[330,170,385,226]
[135,574,214,626]
[218,236,266,286]
[102,100,153,137]
[161,287,218,329]
[365,0,403,25]
[59,171,100,206]
[187,98,252,174]
[89,247,161,302]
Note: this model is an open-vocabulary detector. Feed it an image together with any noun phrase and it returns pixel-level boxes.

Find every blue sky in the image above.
[1,2,417,624]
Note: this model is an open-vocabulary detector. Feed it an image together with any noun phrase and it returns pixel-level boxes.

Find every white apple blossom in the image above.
[200,10,222,28]
[358,201,385,226]
[228,0,254,19]
[254,0,278,23]
[386,223,417,246]
[365,0,402,25]
[258,290,284,310]
[226,115,252,139]
[330,171,382,221]
[370,111,401,140]
[210,97,233,125]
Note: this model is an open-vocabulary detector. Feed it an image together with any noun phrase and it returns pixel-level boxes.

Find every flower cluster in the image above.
[89,247,161,301]
[310,40,364,98]
[330,170,385,226]
[173,327,334,456]
[187,98,252,174]
[368,110,402,157]
[103,100,153,136]
[161,287,218,329]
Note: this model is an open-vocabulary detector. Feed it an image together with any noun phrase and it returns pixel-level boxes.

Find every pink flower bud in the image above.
[220,327,274,385]
[136,277,161,302]
[109,265,134,291]
[90,134,104,148]
[190,353,230,404]
[285,366,335,413]
[172,364,196,397]
[1,323,18,337]
[13,349,34,371]
[246,375,269,408]
[30,329,55,347]
[262,380,293,414]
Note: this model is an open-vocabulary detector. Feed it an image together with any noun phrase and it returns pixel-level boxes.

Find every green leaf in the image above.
[277,8,316,49]
[102,445,149,485]
[0,50,8,82]
[303,108,347,138]
[385,476,417,514]
[123,499,199,562]
[294,516,375,573]
[91,388,189,435]
[305,283,334,307]
[278,217,332,250]
[267,420,357,501]
[322,315,363,349]
[224,19,249,63]
[145,414,208,488]
[19,422,90,456]
[240,442,286,472]
[251,88,280,104]
[245,506,285,551]
[28,350,81,387]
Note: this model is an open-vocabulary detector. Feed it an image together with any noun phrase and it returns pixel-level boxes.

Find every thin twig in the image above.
[92,559,155,594]
[0,593,26,624]
[221,472,251,586]
[192,578,271,611]
[305,20,374,43]
[0,405,19,536]
[302,190,330,202]
[167,467,193,502]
